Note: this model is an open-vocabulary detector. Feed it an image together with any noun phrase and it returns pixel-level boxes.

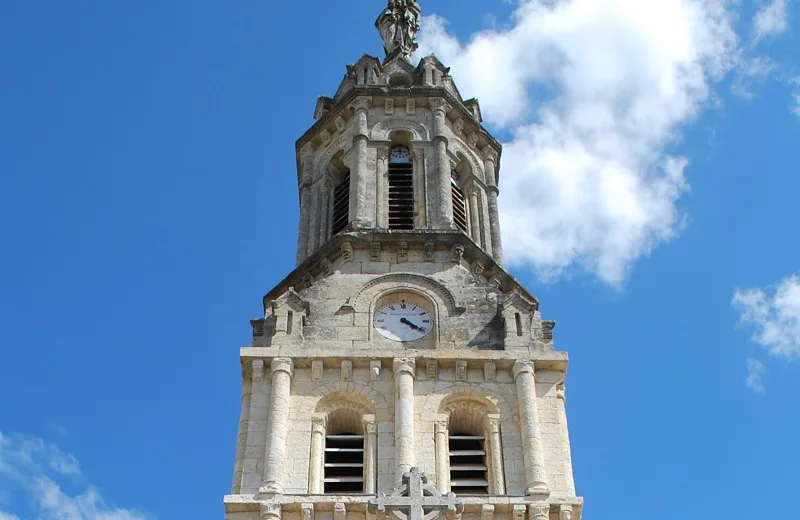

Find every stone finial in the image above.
[251,318,265,337]
[376,0,422,61]
[542,320,556,341]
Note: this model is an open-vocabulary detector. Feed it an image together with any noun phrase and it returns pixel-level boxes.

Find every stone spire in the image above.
[375,0,422,61]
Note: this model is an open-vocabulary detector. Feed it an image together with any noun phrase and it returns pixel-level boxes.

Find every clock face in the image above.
[373,300,432,342]
[389,147,411,163]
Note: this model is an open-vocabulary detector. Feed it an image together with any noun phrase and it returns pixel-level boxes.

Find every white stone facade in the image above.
[224,5,582,519]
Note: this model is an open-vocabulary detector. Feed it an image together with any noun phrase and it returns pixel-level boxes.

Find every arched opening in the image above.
[451,154,472,234]
[448,409,488,495]
[324,408,364,493]
[388,131,414,230]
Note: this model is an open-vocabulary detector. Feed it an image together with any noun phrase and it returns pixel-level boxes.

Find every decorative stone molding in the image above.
[480,147,498,163]
[334,116,346,133]
[428,97,449,113]
[542,320,556,341]
[341,360,353,381]
[377,147,390,163]
[513,360,535,380]
[557,382,567,402]
[320,129,331,146]
[559,505,573,520]
[349,96,372,112]
[261,503,282,520]
[349,273,462,314]
[370,241,381,260]
[341,241,353,263]
[452,244,465,264]
[468,133,479,148]
[424,241,435,261]
[398,241,408,262]
[311,360,323,381]
[512,505,526,520]
[301,503,314,520]
[484,362,496,382]
[426,359,438,380]
[481,504,495,520]
[454,118,465,136]
[252,360,265,381]
[473,261,485,276]
[385,98,395,115]
[528,504,550,520]
[455,360,467,381]
[406,98,416,115]
[370,119,430,141]
[251,318,265,337]
[370,360,382,381]
[271,357,294,378]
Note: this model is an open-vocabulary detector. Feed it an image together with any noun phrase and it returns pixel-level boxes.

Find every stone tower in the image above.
[225,2,583,520]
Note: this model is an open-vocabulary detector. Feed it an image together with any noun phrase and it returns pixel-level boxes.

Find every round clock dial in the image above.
[389,147,411,163]
[373,300,432,342]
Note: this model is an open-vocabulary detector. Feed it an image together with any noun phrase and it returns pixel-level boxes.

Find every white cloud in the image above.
[792,77,800,117]
[733,274,800,358]
[753,0,790,43]
[0,431,150,520]
[417,0,742,284]
[745,358,767,394]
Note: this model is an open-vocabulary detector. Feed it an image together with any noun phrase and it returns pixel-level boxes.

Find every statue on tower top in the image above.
[376,0,421,62]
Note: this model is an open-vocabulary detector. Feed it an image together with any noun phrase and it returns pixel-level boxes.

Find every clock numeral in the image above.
[389,306,396,311]
[400,303,407,309]
[422,320,430,323]
[419,312,426,316]
[376,319,385,323]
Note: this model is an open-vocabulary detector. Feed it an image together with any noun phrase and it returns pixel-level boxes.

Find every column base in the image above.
[525,482,551,496]
[259,481,284,495]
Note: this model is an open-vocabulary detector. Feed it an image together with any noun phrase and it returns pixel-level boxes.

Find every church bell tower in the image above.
[225,2,583,519]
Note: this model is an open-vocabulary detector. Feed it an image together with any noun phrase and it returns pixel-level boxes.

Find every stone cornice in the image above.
[294,85,503,184]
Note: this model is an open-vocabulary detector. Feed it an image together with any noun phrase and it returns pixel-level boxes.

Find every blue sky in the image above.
[1,1,798,519]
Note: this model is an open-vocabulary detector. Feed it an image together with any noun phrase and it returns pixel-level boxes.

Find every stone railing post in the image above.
[513,361,550,495]
[393,358,416,483]
[429,97,453,229]
[481,148,503,265]
[260,357,294,494]
[350,97,372,229]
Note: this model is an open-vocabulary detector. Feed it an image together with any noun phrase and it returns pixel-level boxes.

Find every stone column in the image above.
[393,358,416,482]
[260,357,294,494]
[556,383,577,495]
[364,415,377,494]
[429,97,453,229]
[296,144,315,265]
[318,177,331,247]
[513,361,550,495]
[305,186,320,258]
[486,415,506,495]
[350,97,372,229]
[261,503,282,520]
[434,419,450,492]
[481,148,503,265]
[232,365,255,493]
[376,147,389,229]
[468,185,482,246]
[308,415,326,494]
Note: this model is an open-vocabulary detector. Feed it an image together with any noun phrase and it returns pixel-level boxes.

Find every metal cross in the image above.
[368,468,463,520]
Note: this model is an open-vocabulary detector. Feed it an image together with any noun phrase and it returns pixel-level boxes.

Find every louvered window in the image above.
[451,174,468,233]
[331,172,350,235]
[324,433,364,493]
[449,433,488,494]
[388,147,414,230]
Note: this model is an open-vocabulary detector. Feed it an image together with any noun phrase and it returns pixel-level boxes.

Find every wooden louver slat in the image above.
[451,179,468,233]
[324,433,364,494]
[331,173,350,235]
[388,163,414,230]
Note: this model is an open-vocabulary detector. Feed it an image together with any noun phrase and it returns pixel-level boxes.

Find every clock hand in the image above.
[400,318,422,331]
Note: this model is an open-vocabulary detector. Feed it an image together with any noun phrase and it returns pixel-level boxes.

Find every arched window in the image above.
[450,170,468,234]
[323,409,364,493]
[388,146,414,230]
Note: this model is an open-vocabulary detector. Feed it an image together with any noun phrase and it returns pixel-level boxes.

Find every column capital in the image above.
[311,414,327,434]
[261,503,282,520]
[480,147,498,163]
[434,418,448,434]
[428,97,450,113]
[271,357,294,378]
[350,96,372,112]
[363,414,377,435]
[513,360,536,380]
[486,415,501,434]
[393,358,416,378]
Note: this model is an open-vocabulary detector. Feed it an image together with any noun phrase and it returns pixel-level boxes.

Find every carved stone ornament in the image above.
[385,98,395,115]
[370,241,381,260]
[311,360,323,381]
[406,98,416,115]
[428,97,449,113]
[375,0,422,61]
[455,360,467,381]
[557,382,567,402]
[424,241,435,261]
[480,147,498,163]
[473,261,485,276]
[251,318,265,337]
[320,129,331,145]
[350,97,372,112]
[260,503,282,520]
[542,320,556,341]
[341,360,353,381]
[452,244,465,264]
[559,505,573,520]
[341,241,354,263]
[484,361,496,382]
[512,504,526,520]
[481,505,495,520]
[426,359,438,380]
[370,360,382,381]
[468,133,479,148]
[454,118,465,135]
[334,503,346,520]
[320,259,331,275]
[301,503,314,520]
[398,241,408,262]
[334,116,346,133]
[528,504,550,520]
[368,467,462,520]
